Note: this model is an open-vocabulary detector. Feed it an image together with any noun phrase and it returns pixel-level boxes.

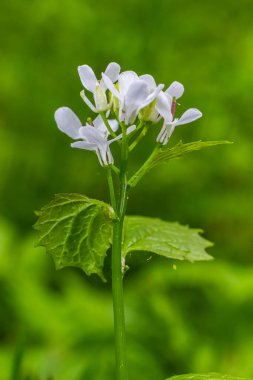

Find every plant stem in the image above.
[128,144,160,188]
[111,125,129,380]
[107,168,117,212]
[100,112,118,139]
[129,125,148,151]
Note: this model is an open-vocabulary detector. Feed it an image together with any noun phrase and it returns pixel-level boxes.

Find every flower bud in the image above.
[94,84,108,112]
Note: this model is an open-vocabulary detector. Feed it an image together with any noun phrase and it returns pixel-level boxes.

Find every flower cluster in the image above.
[54,62,202,166]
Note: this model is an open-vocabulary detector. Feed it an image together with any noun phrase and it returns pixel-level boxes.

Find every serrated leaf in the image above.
[165,373,252,380]
[123,216,213,262]
[34,193,115,281]
[128,140,232,187]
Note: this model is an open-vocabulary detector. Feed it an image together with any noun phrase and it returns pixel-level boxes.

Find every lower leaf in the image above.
[34,193,115,281]
[123,216,213,262]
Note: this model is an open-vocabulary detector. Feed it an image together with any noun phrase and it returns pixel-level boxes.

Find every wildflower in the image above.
[102,71,164,125]
[78,62,121,113]
[139,75,174,123]
[54,107,135,166]
[157,107,202,145]
[137,77,184,123]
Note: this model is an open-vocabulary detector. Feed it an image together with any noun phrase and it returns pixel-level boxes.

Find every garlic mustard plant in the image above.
[34,62,230,380]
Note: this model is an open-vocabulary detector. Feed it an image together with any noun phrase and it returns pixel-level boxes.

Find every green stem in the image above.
[107,168,117,212]
[129,125,148,151]
[100,112,118,139]
[111,124,129,380]
[127,119,144,142]
[111,164,120,175]
[128,144,160,188]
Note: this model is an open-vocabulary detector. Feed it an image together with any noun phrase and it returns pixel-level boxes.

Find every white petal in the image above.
[54,107,82,139]
[155,92,173,122]
[106,149,114,165]
[71,141,97,150]
[139,74,156,89]
[95,148,104,166]
[99,145,113,166]
[78,65,97,93]
[93,115,118,135]
[156,123,168,144]
[166,123,176,139]
[80,90,98,113]
[165,81,184,99]
[125,81,149,104]
[102,73,121,100]
[104,62,121,83]
[118,71,139,95]
[124,80,149,124]
[156,123,175,145]
[137,83,164,112]
[109,119,119,133]
[109,125,136,144]
[79,125,106,145]
[92,115,104,129]
[174,108,202,126]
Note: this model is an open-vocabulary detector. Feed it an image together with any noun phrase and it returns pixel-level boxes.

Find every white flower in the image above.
[71,126,118,166]
[152,80,202,145]
[102,71,164,125]
[157,107,203,145]
[139,77,185,123]
[78,62,120,113]
[139,74,173,123]
[54,107,135,166]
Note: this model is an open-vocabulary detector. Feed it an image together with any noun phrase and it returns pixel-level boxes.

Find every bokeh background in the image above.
[1,0,253,379]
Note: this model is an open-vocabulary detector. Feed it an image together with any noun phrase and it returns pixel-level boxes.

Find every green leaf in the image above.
[34,193,115,281]
[123,216,213,262]
[165,373,252,380]
[128,140,232,187]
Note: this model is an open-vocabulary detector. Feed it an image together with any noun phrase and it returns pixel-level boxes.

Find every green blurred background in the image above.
[1,0,253,379]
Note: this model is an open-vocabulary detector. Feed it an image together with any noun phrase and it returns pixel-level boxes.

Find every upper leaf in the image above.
[123,216,213,262]
[34,193,115,281]
[165,374,253,380]
[128,140,232,187]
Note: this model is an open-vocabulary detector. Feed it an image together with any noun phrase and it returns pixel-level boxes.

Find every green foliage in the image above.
[166,374,253,380]
[2,225,253,380]
[34,193,115,280]
[34,196,213,281]
[123,216,213,262]
[129,141,231,187]
[1,0,253,378]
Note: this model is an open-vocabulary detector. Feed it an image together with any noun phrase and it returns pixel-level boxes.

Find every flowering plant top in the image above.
[55,62,202,166]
